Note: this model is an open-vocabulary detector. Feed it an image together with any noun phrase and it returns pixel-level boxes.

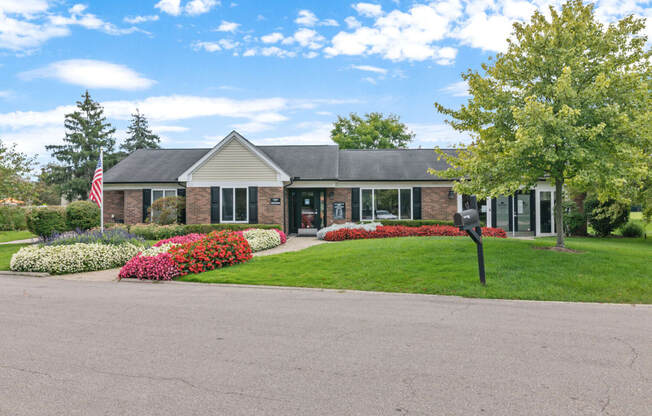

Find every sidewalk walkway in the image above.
[0,238,39,245]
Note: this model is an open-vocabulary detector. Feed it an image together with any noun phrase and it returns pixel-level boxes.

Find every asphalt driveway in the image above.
[0,276,650,415]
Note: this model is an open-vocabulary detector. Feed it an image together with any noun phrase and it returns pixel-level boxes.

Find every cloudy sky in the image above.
[0,0,650,164]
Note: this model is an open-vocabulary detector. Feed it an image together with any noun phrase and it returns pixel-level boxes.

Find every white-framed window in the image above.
[221,187,248,223]
[360,188,412,221]
[152,189,177,202]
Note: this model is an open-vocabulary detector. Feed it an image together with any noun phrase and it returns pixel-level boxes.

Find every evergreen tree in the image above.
[46,91,118,201]
[121,109,161,153]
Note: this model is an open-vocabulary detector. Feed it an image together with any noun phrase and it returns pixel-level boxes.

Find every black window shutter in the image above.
[177,188,186,224]
[210,187,220,223]
[351,188,360,222]
[412,187,422,220]
[491,198,497,228]
[248,187,258,224]
[508,195,513,231]
[142,189,151,222]
[530,191,536,233]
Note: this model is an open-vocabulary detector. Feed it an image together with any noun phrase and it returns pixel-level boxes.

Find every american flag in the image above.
[89,154,103,208]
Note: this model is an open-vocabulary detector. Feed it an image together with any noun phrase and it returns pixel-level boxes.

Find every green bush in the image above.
[372,219,455,227]
[0,206,27,231]
[147,196,186,225]
[563,201,586,236]
[585,197,629,237]
[25,207,68,237]
[65,201,100,231]
[129,223,282,240]
[620,221,643,238]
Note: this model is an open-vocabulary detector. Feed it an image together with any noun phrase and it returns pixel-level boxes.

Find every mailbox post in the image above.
[453,208,486,285]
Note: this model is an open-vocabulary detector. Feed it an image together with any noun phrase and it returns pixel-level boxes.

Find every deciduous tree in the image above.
[432,0,650,247]
[331,112,414,149]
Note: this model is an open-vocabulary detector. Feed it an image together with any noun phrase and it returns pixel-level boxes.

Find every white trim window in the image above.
[360,188,412,221]
[221,187,248,223]
[152,189,177,202]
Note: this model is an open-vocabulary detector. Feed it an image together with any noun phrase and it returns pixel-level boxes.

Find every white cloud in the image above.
[260,32,284,43]
[344,16,361,29]
[215,20,239,32]
[352,2,383,18]
[19,59,156,90]
[351,64,387,74]
[124,15,159,24]
[408,122,472,147]
[255,122,334,145]
[292,28,325,49]
[441,80,470,97]
[0,90,12,98]
[321,19,339,27]
[192,40,222,52]
[0,0,50,16]
[295,10,318,26]
[49,5,143,36]
[155,0,181,16]
[155,0,218,16]
[260,46,296,58]
[151,125,190,133]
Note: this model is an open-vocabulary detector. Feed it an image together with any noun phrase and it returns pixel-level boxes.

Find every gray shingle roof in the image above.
[105,145,457,183]
[104,148,209,183]
[258,145,339,180]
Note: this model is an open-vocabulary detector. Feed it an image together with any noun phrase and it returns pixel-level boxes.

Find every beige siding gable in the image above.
[191,139,279,181]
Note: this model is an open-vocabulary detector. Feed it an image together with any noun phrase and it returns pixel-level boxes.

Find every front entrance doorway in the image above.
[491,191,536,236]
[289,189,326,235]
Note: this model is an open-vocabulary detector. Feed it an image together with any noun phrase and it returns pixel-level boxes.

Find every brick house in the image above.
[104,131,558,237]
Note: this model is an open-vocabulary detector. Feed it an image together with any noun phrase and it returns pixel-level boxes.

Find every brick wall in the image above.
[124,190,143,224]
[258,187,284,225]
[104,190,124,224]
[422,187,457,221]
[326,188,352,225]
[186,187,211,224]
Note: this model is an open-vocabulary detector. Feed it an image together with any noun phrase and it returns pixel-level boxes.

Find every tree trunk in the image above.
[555,178,565,248]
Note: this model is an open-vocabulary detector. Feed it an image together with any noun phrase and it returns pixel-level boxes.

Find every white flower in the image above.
[243,229,281,252]
[316,222,381,240]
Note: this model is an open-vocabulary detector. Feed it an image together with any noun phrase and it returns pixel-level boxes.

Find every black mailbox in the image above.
[453,209,480,230]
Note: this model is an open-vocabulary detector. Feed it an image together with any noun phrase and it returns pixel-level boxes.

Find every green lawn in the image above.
[0,230,35,243]
[180,236,652,304]
[0,244,28,270]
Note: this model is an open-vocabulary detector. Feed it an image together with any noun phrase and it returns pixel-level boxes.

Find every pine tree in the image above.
[121,109,161,153]
[46,91,118,201]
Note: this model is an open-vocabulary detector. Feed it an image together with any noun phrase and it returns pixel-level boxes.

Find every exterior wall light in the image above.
[448,189,455,199]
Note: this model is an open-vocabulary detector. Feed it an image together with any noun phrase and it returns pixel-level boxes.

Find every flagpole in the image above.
[100,149,104,234]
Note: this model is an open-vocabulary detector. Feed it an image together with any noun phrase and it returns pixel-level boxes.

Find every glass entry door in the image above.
[290,189,325,235]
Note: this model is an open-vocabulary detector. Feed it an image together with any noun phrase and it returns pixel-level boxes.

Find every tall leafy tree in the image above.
[47,91,118,201]
[0,139,36,202]
[432,0,650,247]
[121,109,161,153]
[331,112,414,149]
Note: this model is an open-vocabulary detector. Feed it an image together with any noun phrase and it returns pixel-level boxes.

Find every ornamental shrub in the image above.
[129,223,283,240]
[25,207,67,238]
[147,196,186,225]
[620,221,643,238]
[65,200,100,231]
[242,228,281,252]
[563,201,586,236]
[119,252,180,280]
[10,242,144,274]
[129,224,185,240]
[0,206,28,231]
[585,197,629,237]
[44,228,144,246]
[324,225,507,241]
[168,231,252,276]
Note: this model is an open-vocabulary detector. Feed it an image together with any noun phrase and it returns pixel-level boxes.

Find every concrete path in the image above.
[0,237,38,245]
[253,236,326,257]
[0,276,650,416]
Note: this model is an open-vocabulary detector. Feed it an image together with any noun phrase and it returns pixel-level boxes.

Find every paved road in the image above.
[0,277,650,416]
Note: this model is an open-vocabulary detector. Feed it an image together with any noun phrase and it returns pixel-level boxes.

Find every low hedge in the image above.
[25,207,68,238]
[65,201,100,231]
[325,225,507,241]
[128,223,282,240]
[0,206,27,231]
[374,219,455,227]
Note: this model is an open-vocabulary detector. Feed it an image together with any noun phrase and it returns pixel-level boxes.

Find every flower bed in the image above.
[10,243,145,274]
[168,231,253,276]
[44,228,145,246]
[316,222,381,240]
[242,229,281,252]
[153,233,205,247]
[118,252,179,281]
[324,225,507,241]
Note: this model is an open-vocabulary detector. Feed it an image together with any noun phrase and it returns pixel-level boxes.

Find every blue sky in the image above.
[0,0,649,164]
